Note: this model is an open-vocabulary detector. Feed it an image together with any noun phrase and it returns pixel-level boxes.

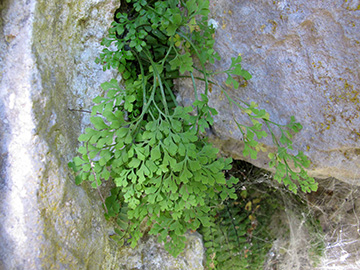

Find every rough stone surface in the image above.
[0,0,204,269]
[0,0,117,268]
[177,0,360,185]
[113,232,205,270]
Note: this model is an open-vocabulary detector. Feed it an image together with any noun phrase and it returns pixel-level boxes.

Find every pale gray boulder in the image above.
[177,0,360,185]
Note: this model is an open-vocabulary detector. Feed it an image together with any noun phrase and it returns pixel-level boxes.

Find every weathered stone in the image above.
[0,0,118,268]
[0,0,204,269]
[112,232,205,270]
[177,0,360,185]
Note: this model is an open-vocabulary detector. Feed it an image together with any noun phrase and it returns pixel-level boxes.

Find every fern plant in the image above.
[69,0,317,260]
[202,199,251,269]
[201,170,280,270]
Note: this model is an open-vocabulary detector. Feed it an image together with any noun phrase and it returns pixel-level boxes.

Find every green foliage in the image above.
[201,199,250,269]
[69,0,318,263]
[200,163,323,270]
[224,92,318,194]
[201,185,278,270]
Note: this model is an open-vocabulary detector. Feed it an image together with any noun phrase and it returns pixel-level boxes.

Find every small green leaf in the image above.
[128,158,141,168]
[151,145,161,161]
[186,0,198,15]
[91,117,108,130]
[169,52,194,74]
[188,159,201,171]
[73,156,85,166]
[145,185,158,194]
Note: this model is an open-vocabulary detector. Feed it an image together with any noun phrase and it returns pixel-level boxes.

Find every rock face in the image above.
[177,0,360,185]
[0,0,204,269]
[114,232,204,270]
[1,0,359,269]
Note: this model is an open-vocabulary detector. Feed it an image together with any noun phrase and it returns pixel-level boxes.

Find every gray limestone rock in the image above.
[176,0,360,185]
[2,0,359,269]
[111,232,205,270]
[0,0,204,269]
